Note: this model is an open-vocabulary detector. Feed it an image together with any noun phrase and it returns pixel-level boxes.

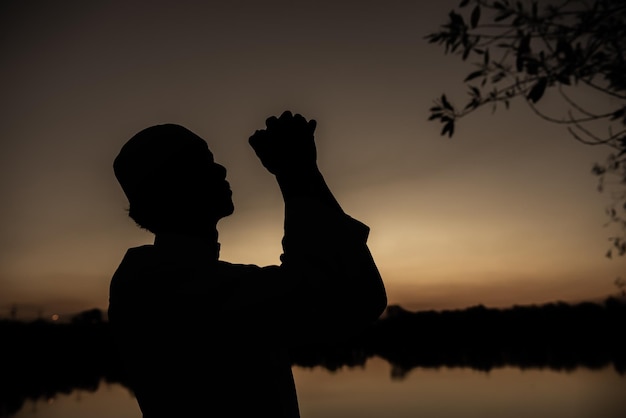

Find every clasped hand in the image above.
[249,110,318,177]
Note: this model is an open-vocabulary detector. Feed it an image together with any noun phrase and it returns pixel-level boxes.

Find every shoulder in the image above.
[215,260,281,279]
[115,245,155,264]
[124,244,156,258]
[111,245,154,275]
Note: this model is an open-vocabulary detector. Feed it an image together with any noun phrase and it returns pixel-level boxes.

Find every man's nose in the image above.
[214,163,227,179]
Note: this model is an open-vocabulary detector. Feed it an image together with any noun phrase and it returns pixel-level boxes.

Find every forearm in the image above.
[276,168,343,215]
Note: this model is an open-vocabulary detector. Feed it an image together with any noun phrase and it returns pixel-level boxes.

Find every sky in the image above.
[1,0,624,320]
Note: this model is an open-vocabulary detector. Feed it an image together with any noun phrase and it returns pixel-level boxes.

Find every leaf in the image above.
[449,11,465,27]
[512,15,524,26]
[471,5,481,28]
[518,34,531,54]
[526,58,539,75]
[427,34,441,43]
[462,46,471,60]
[428,113,443,121]
[492,72,506,83]
[591,163,606,176]
[556,72,571,85]
[464,70,484,82]
[464,98,479,110]
[527,78,547,103]
[516,55,523,72]
[494,10,514,21]
[441,121,455,137]
[556,38,574,60]
[441,94,453,111]
[459,0,470,7]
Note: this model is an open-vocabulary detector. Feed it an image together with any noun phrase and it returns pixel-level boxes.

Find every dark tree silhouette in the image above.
[425,0,626,257]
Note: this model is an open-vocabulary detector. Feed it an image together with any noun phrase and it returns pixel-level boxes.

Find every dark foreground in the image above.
[1,298,625,417]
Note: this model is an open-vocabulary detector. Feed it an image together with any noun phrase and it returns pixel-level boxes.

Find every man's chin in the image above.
[220,203,235,218]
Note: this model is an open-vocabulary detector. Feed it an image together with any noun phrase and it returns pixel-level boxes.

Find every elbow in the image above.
[371,287,388,321]
[357,279,387,323]
[351,289,387,333]
[369,268,387,320]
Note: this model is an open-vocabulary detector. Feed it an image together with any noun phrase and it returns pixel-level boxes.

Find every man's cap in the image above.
[113,123,210,202]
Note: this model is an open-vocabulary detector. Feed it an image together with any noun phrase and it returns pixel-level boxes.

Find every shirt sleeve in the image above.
[269,196,387,346]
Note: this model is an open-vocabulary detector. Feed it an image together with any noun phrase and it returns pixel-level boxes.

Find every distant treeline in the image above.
[1,298,625,417]
[290,298,626,378]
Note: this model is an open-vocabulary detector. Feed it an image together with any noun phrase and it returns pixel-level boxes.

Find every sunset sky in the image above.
[1,0,624,319]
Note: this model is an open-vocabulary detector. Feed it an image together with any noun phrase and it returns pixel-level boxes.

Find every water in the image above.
[10,357,626,418]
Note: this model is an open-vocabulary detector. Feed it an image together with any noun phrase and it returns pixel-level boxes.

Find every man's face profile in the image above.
[114,124,234,233]
[190,145,234,222]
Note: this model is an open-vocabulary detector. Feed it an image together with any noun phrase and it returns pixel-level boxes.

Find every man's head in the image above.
[114,124,234,234]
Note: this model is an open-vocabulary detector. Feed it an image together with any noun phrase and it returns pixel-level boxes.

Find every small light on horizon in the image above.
[51,314,59,321]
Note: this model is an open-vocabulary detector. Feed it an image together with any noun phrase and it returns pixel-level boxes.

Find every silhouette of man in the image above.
[108,111,387,417]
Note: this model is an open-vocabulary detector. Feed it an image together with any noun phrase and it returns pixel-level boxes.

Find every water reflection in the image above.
[293,358,626,418]
[9,360,626,418]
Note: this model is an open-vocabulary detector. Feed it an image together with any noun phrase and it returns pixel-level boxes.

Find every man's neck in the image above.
[154,229,220,260]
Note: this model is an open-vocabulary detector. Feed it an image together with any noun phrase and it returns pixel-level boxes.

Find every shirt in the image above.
[108,197,386,417]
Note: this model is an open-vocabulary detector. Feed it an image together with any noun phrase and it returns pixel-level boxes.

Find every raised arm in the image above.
[249,111,387,344]
[248,111,341,212]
